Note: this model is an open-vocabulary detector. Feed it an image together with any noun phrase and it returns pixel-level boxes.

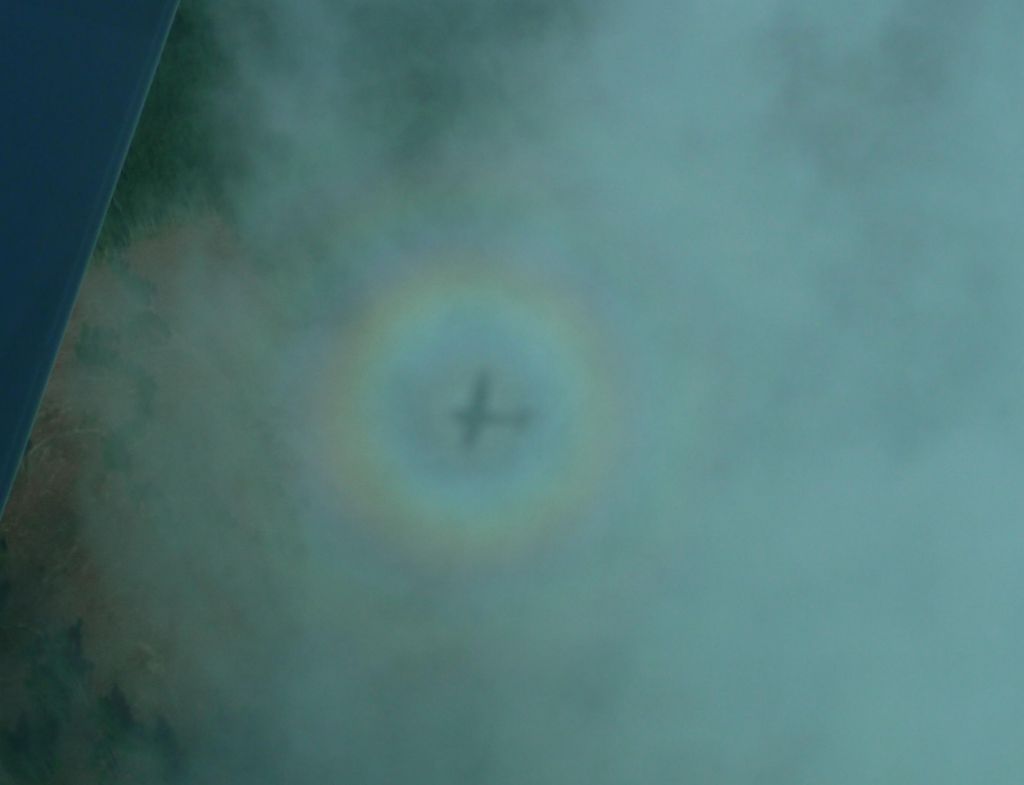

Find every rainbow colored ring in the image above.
[316,263,619,560]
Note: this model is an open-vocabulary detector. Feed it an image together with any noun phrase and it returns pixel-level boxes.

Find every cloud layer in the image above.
[61,1,1024,782]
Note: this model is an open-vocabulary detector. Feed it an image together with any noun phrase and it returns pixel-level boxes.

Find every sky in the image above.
[44,0,1024,782]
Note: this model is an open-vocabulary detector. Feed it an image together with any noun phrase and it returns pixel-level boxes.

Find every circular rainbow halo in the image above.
[317,264,618,561]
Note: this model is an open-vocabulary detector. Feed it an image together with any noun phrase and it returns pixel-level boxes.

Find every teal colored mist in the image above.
[4,1,1024,783]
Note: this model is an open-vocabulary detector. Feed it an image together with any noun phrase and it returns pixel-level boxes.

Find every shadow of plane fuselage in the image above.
[451,370,533,449]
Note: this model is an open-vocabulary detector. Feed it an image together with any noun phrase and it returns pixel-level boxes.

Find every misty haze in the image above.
[2,1,1024,783]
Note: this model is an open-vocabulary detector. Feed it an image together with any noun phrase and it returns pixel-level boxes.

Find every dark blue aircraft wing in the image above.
[0,0,180,513]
